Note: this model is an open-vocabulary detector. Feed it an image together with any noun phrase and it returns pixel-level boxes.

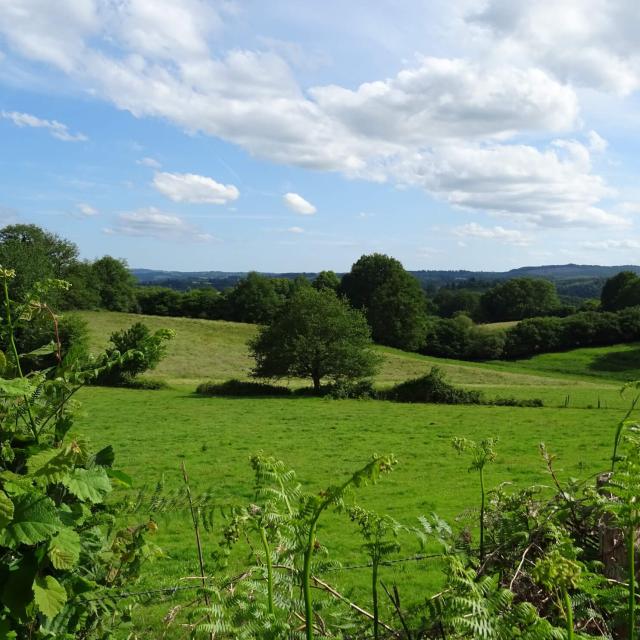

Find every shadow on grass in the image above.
[588,348,640,380]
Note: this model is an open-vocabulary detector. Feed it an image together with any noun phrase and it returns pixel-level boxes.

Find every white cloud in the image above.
[137,156,161,168]
[287,226,304,233]
[453,222,532,246]
[153,172,239,204]
[0,110,87,141]
[284,193,317,215]
[76,202,98,217]
[0,1,631,230]
[581,238,640,250]
[105,206,214,242]
[394,140,627,228]
[312,57,578,144]
[470,0,640,96]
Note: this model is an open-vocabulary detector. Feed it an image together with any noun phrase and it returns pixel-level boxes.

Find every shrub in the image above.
[95,322,174,386]
[384,367,483,404]
[122,377,170,390]
[196,379,292,397]
[324,379,377,399]
[490,397,544,407]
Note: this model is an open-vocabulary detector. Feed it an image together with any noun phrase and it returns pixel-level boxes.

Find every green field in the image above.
[72,311,639,636]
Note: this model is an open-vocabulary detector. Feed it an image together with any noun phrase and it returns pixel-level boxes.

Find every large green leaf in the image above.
[47,527,81,570]
[62,467,111,503]
[0,490,14,528]
[28,448,75,485]
[33,575,67,619]
[0,492,61,547]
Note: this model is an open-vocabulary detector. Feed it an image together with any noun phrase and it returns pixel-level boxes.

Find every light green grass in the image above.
[77,387,624,637]
[71,311,639,635]
[76,311,626,408]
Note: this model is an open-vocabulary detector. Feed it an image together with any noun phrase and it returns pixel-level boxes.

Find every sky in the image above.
[1,1,640,272]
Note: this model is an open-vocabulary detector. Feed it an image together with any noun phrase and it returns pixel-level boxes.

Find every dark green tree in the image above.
[0,224,79,300]
[340,253,427,350]
[480,278,560,322]
[312,270,340,293]
[92,256,137,312]
[224,272,284,324]
[601,271,640,311]
[249,287,381,393]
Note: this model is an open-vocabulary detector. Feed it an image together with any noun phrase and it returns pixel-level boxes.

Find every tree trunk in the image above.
[312,373,321,394]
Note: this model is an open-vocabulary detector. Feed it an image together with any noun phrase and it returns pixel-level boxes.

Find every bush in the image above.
[324,379,377,399]
[120,377,170,390]
[94,322,174,386]
[196,379,292,397]
[490,397,544,407]
[384,367,484,404]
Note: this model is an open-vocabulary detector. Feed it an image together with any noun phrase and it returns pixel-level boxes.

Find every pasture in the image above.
[73,311,638,635]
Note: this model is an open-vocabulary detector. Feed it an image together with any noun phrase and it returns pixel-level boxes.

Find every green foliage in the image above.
[0,269,156,638]
[0,224,79,303]
[196,378,293,397]
[312,270,340,293]
[385,366,484,404]
[601,271,640,311]
[250,287,381,392]
[341,253,428,350]
[224,271,286,324]
[92,255,137,312]
[95,321,174,386]
[481,278,561,322]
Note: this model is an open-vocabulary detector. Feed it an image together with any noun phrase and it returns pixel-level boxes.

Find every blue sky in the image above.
[1,0,640,272]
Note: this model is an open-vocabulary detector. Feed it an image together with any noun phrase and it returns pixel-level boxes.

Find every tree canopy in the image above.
[249,287,381,392]
[480,278,560,322]
[600,271,640,311]
[340,253,427,350]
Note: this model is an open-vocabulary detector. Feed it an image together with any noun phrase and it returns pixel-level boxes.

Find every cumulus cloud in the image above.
[453,222,532,246]
[1,110,87,141]
[284,193,317,215]
[137,156,161,168]
[287,226,304,233]
[105,206,214,241]
[394,140,626,228]
[153,172,239,204]
[470,0,640,96]
[0,1,632,229]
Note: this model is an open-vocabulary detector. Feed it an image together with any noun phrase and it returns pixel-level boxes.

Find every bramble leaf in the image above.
[33,575,67,618]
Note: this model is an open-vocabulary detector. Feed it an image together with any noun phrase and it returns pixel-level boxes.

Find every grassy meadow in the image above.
[72,311,640,636]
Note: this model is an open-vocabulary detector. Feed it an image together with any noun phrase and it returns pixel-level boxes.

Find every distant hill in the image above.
[131,264,640,299]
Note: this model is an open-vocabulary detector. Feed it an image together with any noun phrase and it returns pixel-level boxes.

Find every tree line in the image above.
[3,223,640,362]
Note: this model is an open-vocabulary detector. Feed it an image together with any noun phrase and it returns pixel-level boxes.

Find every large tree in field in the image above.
[249,287,381,393]
[340,253,428,351]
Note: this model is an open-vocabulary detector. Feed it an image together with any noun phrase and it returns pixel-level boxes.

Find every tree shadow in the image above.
[588,348,640,378]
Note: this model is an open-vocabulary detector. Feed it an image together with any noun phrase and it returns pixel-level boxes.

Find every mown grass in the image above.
[72,311,639,635]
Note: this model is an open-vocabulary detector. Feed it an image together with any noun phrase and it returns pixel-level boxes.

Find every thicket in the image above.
[0,270,156,638]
